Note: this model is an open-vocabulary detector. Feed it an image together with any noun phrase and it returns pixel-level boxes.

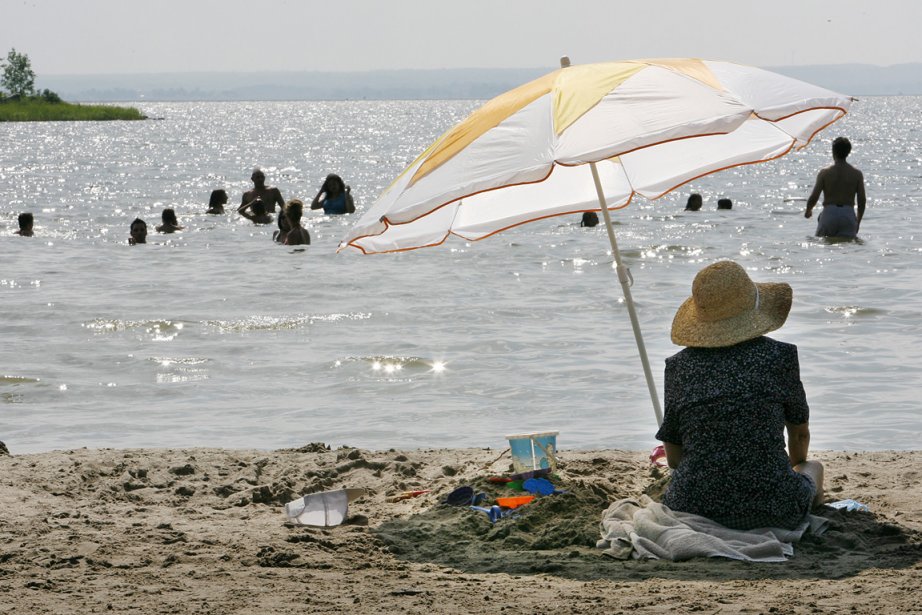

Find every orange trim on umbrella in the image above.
[760,105,847,124]
[339,217,453,255]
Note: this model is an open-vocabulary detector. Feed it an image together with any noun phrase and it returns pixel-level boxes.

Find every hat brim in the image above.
[671,282,792,347]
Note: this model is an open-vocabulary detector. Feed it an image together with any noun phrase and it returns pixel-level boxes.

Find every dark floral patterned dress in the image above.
[655,336,816,530]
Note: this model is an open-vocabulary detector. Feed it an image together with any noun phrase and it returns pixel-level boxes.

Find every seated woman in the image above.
[656,260,824,530]
[206,189,228,214]
[283,200,311,246]
[156,208,183,233]
[311,174,355,215]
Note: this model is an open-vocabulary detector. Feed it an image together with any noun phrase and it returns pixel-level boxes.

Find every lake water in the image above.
[2,97,920,454]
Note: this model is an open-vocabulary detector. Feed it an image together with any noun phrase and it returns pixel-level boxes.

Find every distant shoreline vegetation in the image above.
[1,48,145,121]
[0,96,146,122]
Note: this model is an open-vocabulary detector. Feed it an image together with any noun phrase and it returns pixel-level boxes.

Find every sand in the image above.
[0,443,920,614]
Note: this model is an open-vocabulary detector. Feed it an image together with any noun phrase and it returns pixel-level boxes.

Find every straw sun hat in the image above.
[671,261,792,348]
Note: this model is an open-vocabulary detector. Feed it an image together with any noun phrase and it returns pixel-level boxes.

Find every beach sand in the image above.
[1,444,919,614]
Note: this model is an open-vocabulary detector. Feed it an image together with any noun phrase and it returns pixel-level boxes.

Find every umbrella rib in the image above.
[555,130,736,168]
[753,105,848,124]
[644,140,797,201]
[451,197,634,243]
[340,216,454,254]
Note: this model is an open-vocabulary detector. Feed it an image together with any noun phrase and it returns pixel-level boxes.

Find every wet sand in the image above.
[0,445,919,613]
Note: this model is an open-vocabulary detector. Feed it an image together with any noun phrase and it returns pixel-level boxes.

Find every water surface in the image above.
[2,98,920,453]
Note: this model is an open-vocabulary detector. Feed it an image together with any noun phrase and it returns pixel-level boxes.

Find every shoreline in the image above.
[1,446,920,613]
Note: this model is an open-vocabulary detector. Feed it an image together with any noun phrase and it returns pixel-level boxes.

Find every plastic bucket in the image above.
[505,431,558,473]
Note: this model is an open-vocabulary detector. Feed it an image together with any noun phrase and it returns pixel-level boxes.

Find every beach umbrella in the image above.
[339,57,852,426]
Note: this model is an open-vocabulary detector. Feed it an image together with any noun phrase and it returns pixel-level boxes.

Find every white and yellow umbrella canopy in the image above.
[339,58,851,254]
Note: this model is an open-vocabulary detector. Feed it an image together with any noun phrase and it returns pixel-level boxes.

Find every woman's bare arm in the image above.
[786,421,810,466]
[663,442,684,469]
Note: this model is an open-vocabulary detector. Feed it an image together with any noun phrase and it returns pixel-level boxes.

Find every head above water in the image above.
[580,211,599,227]
[18,212,33,230]
[286,199,304,224]
[685,193,703,211]
[161,208,178,225]
[209,189,228,208]
[323,173,345,195]
[832,136,852,160]
[251,199,267,216]
[251,168,266,184]
[130,218,147,243]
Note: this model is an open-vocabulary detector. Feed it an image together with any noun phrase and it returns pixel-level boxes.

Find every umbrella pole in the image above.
[589,162,664,427]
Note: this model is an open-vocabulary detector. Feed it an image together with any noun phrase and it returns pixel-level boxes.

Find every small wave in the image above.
[0,376,41,386]
[155,372,209,384]
[0,375,40,384]
[147,357,210,366]
[204,312,371,333]
[149,357,211,384]
[825,306,885,318]
[0,279,42,289]
[0,375,37,404]
[337,355,447,375]
[84,319,186,334]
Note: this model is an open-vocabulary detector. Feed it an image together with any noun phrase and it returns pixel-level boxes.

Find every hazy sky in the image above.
[2,0,918,75]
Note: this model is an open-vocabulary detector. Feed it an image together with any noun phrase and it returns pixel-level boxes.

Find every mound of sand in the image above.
[0,446,919,613]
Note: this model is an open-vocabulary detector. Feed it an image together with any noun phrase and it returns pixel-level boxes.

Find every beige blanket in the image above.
[597,495,828,562]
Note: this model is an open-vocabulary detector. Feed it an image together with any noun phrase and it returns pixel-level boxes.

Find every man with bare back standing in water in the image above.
[804,137,867,239]
[242,168,286,214]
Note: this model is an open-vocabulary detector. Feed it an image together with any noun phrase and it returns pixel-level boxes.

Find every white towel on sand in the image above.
[597,495,828,562]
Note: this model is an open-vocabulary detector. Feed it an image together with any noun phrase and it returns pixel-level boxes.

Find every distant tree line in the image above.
[0,48,62,103]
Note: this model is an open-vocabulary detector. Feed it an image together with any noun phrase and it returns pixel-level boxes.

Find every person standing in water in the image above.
[311,174,355,215]
[242,168,285,213]
[804,137,866,239]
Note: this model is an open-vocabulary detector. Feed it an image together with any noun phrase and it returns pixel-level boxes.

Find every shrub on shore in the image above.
[1,48,145,121]
[0,97,146,121]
